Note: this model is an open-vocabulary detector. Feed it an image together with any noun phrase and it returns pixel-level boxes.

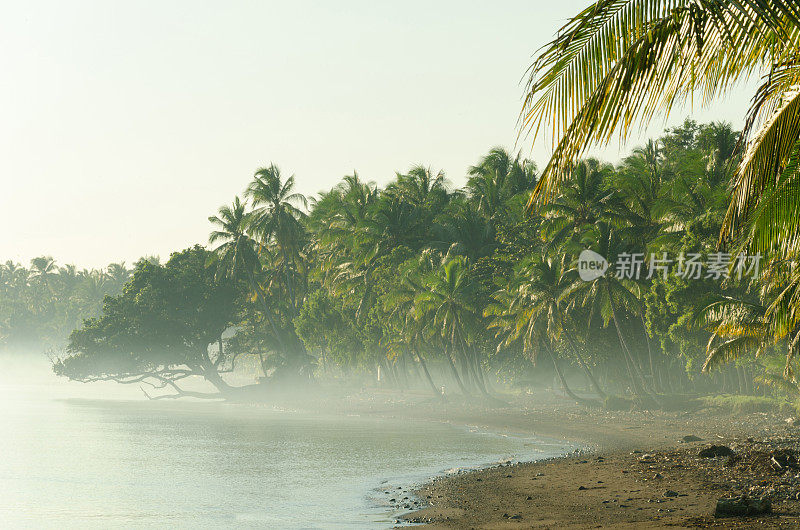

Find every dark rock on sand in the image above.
[714,495,771,517]
[769,449,799,472]
[699,445,734,458]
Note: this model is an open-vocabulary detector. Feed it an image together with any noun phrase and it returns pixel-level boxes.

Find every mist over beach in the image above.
[4,1,800,528]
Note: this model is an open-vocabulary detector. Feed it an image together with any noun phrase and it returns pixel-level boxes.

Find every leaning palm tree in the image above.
[563,223,654,396]
[486,275,591,403]
[382,277,444,400]
[521,2,800,382]
[521,2,800,251]
[486,253,605,402]
[414,255,487,396]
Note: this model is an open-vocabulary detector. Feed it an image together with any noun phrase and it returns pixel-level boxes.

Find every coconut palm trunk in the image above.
[455,327,489,396]
[559,322,606,398]
[541,338,596,405]
[415,347,444,401]
[444,345,471,397]
[641,314,659,392]
[245,270,287,355]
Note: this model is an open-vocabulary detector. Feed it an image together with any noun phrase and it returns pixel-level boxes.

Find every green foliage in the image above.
[0,258,131,350]
[54,246,240,390]
[698,394,797,416]
[294,287,361,370]
[40,127,798,402]
[520,1,800,396]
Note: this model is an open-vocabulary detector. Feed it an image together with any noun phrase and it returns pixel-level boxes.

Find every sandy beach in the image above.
[310,390,800,528]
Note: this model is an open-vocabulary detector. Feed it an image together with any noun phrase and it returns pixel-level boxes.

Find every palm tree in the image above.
[486,253,605,401]
[315,174,384,324]
[414,255,488,396]
[467,147,537,219]
[432,201,497,264]
[386,165,448,209]
[518,3,800,380]
[486,267,587,403]
[564,223,653,396]
[311,174,377,283]
[245,164,308,313]
[30,256,57,288]
[208,196,288,357]
[382,273,443,400]
[520,6,800,347]
[697,296,771,373]
[699,255,800,379]
[697,122,739,188]
[540,159,623,253]
[522,2,799,209]
[74,272,109,316]
[615,142,666,244]
[2,261,28,289]
[57,264,79,292]
[319,173,423,324]
[105,262,130,288]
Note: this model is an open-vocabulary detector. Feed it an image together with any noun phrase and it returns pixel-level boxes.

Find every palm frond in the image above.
[522,1,797,209]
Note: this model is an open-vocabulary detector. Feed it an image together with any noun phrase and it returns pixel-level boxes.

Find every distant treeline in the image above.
[51,120,792,402]
[0,258,134,350]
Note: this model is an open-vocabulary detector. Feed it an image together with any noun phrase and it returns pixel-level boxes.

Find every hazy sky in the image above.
[1,1,758,268]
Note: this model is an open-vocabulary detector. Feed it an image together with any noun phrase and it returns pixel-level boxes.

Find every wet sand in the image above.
[353,393,800,528]
[409,442,800,528]
[276,387,800,527]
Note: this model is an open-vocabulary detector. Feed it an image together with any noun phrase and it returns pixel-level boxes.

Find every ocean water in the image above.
[0,358,569,529]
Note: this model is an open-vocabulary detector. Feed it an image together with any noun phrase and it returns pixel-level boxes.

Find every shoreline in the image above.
[341,394,800,529]
[377,427,580,526]
[18,373,800,528]
[262,388,794,527]
[278,387,800,528]
[51,384,800,528]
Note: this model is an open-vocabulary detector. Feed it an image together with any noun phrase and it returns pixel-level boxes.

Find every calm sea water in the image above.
[0,358,569,529]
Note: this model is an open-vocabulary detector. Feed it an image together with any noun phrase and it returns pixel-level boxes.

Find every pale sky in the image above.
[1,1,758,268]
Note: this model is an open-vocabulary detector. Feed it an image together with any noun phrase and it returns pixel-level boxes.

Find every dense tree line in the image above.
[50,120,794,402]
[510,1,800,405]
[41,3,800,405]
[0,258,131,350]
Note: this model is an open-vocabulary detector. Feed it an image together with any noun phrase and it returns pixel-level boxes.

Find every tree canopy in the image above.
[39,123,798,404]
[53,246,243,398]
